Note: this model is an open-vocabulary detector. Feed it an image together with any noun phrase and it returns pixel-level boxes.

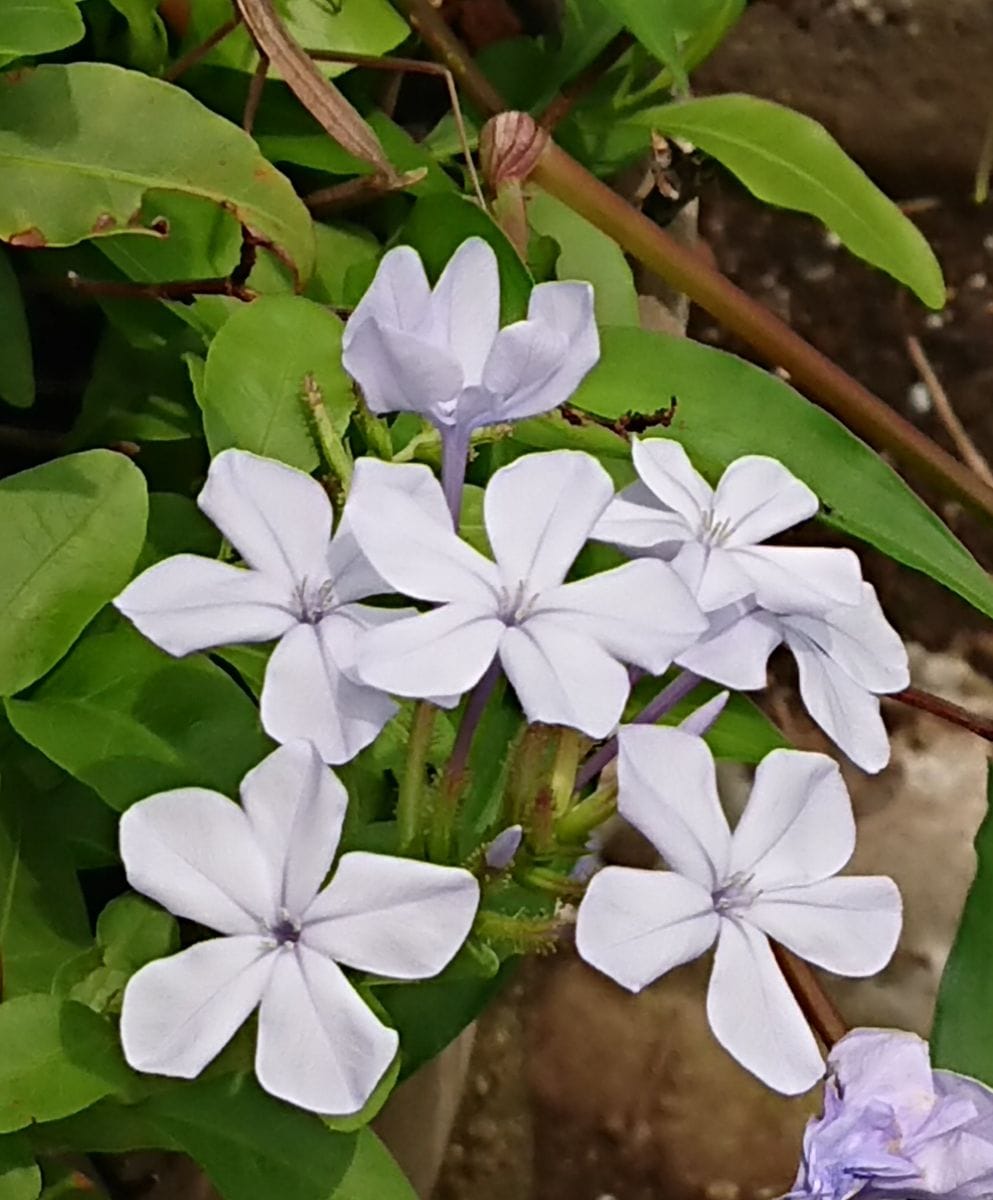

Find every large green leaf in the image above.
[0,0,84,67]
[530,328,993,622]
[527,190,639,326]
[34,1076,356,1200]
[105,0,168,73]
[5,625,273,811]
[337,1129,416,1200]
[599,0,745,87]
[0,997,130,1134]
[638,95,944,307]
[0,1133,39,1200]
[0,248,33,409]
[0,451,148,697]
[0,763,90,997]
[0,64,314,280]
[200,295,354,470]
[932,765,993,1081]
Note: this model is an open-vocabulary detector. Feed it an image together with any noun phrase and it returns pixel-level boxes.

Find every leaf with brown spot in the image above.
[0,63,314,279]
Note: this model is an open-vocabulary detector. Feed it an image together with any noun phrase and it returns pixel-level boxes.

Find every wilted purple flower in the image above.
[341,238,599,520]
[789,1028,993,1199]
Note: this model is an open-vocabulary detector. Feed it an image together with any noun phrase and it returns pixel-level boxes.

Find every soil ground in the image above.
[439,3,993,1198]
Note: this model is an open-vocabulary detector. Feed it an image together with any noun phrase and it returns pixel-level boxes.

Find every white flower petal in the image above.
[729,749,855,889]
[485,450,614,593]
[346,461,500,604]
[302,852,479,978]
[748,875,902,976]
[730,545,863,615]
[785,626,892,773]
[342,244,432,339]
[676,606,782,690]
[674,542,756,613]
[256,945,398,1116]
[356,604,505,700]
[783,583,909,693]
[120,789,273,933]
[617,725,732,890]
[516,279,599,411]
[114,555,296,657]
[121,937,272,1077]
[575,866,718,993]
[592,481,694,551]
[325,510,393,604]
[338,320,463,420]
[714,456,818,545]
[536,559,706,675]
[706,919,824,1095]
[261,618,397,765]
[631,438,712,527]
[239,741,347,915]
[429,237,500,385]
[198,450,333,587]
[500,618,630,738]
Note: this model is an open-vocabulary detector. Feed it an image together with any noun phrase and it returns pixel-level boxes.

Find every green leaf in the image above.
[0,998,130,1134]
[5,625,273,811]
[70,329,201,448]
[932,764,993,1081]
[0,64,314,281]
[35,1076,356,1200]
[0,450,148,697]
[336,1129,416,1200]
[136,494,220,574]
[637,679,788,762]
[597,0,688,89]
[181,0,407,78]
[641,95,944,307]
[0,248,33,409]
[105,0,168,73]
[200,295,354,470]
[553,327,993,623]
[96,895,178,973]
[399,195,534,324]
[0,0,84,67]
[527,190,639,326]
[0,1133,40,1200]
[0,767,90,996]
[305,223,381,309]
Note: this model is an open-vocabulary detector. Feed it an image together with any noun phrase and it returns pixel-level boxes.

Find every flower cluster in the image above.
[112,238,909,1117]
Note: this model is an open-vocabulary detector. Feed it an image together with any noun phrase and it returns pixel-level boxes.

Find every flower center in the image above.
[270,915,301,947]
[712,871,759,915]
[295,577,336,625]
[498,579,537,626]
[699,508,734,548]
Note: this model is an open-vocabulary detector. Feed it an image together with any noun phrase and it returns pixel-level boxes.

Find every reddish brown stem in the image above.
[164,15,241,81]
[892,686,993,742]
[65,272,255,303]
[773,943,847,1049]
[538,32,635,131]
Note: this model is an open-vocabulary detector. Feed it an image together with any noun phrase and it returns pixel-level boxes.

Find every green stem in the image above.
[549,727,584,817]
[302,373,352,494]
[505,723,553,825]
[353,396,395,459]
[397,702,436,854]
[556,779,618,845]
[389,0,993,522]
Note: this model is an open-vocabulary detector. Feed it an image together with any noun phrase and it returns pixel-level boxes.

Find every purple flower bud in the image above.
[788,1028,993,1199]
[485,824,523,870]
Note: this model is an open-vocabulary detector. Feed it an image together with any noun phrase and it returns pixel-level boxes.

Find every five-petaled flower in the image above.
[119,741,479,1115]
[341,238,599,518]
[575,726,902,1094]
[345,449,707,739]
[788,1028,993,1199]
[114,449,401,765]
[594,439,909,772]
